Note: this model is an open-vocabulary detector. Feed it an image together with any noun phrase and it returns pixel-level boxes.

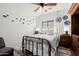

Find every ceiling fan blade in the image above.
[32,3,40,5]
[34,7,40,12]
[46,3,57,6]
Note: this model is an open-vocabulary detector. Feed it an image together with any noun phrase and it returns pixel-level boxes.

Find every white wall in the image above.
[0,3,71,49]
[36,9,71,35]
[0,3,41,49]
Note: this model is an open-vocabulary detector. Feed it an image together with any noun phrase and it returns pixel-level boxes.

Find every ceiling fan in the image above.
[33,3,57,12]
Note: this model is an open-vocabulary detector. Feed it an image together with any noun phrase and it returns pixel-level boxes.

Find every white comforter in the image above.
[25,34,59,56]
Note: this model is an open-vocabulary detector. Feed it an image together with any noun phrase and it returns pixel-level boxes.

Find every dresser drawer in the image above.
[59,34,71,48]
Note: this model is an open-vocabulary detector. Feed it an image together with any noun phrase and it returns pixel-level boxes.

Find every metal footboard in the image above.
[22,36,52,56]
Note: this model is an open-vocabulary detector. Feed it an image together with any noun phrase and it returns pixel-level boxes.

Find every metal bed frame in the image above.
[22,36,52,56]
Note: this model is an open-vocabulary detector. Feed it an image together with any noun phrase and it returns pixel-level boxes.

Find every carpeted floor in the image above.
[14,49,25,56]
[57,47,72,56]
[14,47,72,56]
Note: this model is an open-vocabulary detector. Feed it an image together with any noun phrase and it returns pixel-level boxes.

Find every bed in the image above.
[22,34,59,56]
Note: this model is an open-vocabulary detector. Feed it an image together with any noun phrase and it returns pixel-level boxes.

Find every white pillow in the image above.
[40,28,47,34]
[46,30,54,35]
[40,29,54,35]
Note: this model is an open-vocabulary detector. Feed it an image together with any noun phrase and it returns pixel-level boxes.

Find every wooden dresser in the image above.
[59,34,72,48]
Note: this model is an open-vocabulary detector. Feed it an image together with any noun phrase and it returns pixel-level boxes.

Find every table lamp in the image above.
[64,26,69,35]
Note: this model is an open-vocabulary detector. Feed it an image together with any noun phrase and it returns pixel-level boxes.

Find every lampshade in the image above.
[36,28,40,31]
[64,26,69,34]
[64,26,69,31]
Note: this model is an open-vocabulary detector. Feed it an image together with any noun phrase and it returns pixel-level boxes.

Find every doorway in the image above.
[69,4,79,35]
[72,13,79,35]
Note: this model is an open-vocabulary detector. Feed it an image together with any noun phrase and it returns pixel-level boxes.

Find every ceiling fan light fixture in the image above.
[33,3,57,12]
[45,9,47,12]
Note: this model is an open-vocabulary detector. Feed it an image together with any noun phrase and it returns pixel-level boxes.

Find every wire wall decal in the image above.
[0,10,34,25]
[56,15,70,26]
[11,17,33,25]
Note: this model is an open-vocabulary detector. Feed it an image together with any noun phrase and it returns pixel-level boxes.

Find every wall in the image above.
[0,3,41,49]
[0,3,71,49]
[36,9,71,35]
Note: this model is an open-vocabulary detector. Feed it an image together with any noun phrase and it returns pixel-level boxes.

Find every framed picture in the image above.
[42,21,47,28]
[47,20,54,29]
[42,20,54,29]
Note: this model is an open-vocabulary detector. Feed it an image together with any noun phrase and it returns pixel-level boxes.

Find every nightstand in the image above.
[57,34,72,56]
[59,34,72,48]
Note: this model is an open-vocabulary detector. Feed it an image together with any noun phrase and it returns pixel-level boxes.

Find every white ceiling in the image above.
[31,3,72,14]
[0,3,72,18]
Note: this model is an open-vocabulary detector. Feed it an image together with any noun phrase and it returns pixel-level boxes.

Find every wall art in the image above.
[2,14,9,18]
[12,20,14,22]
[22,22,24,24]
[64,20,70,25]
[56,17,62,23]
[16,18,18,20]
[63,15,68,20]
